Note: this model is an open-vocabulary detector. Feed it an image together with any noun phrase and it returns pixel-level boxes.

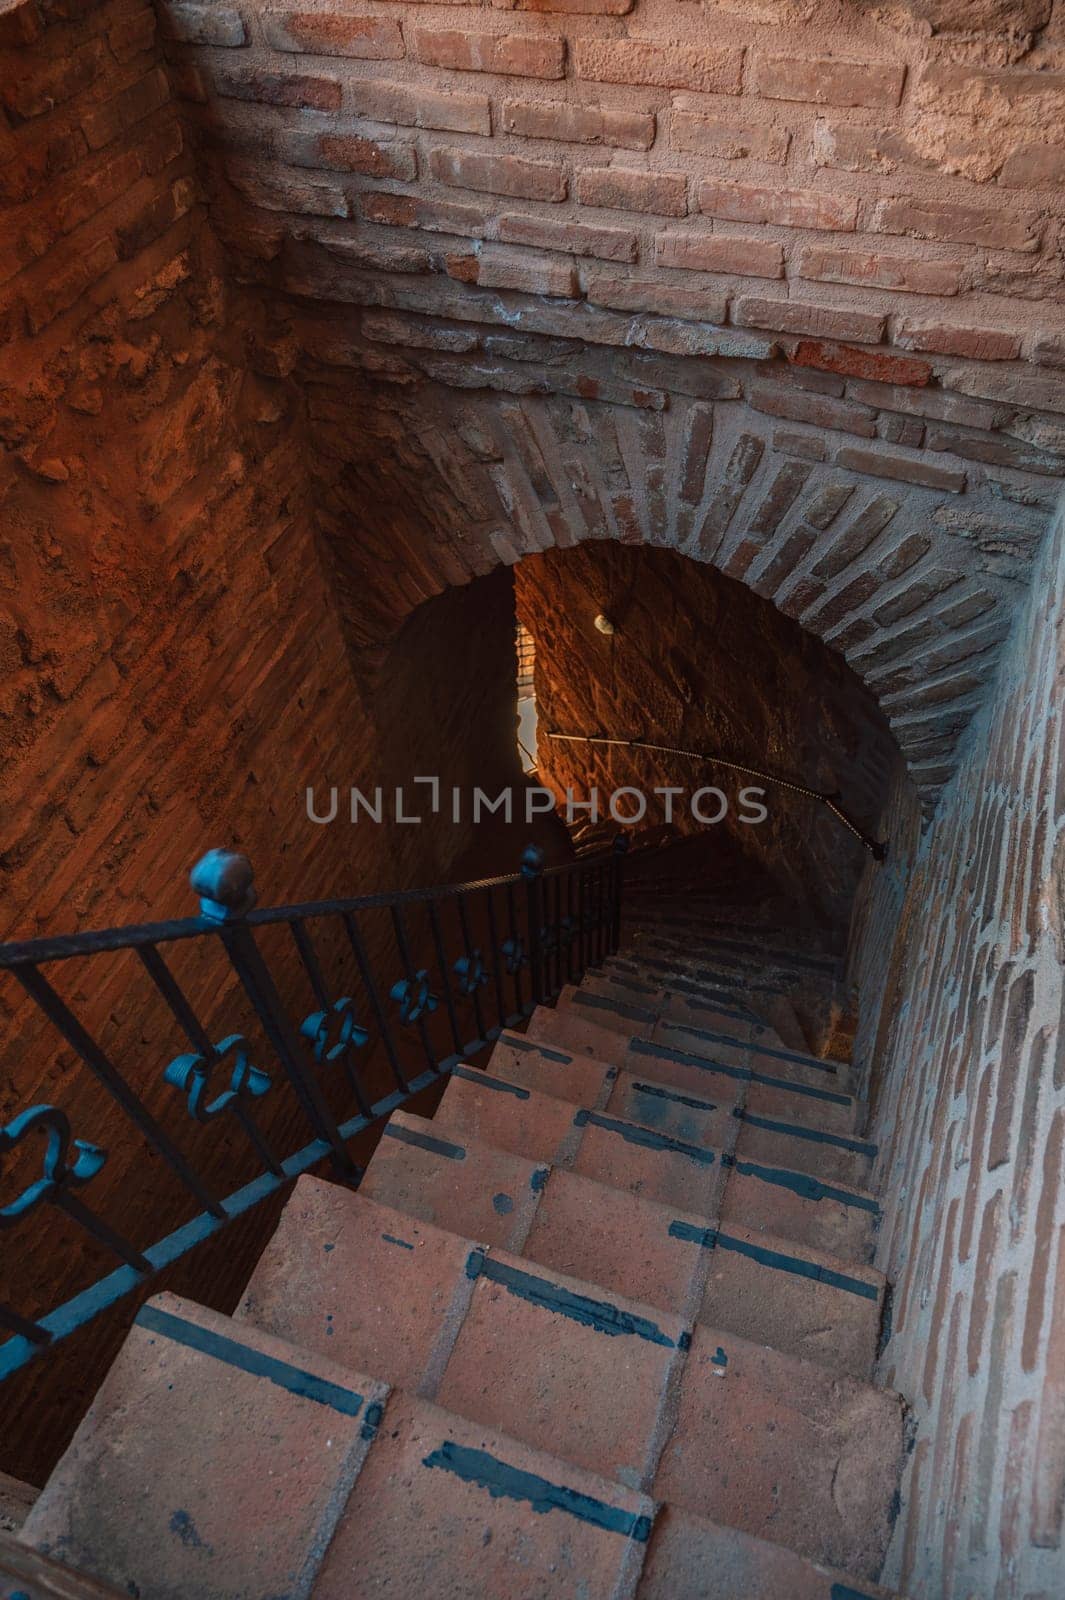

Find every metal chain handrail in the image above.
[546,731,887,861]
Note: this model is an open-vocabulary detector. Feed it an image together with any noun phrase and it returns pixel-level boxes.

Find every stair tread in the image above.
[653,1324,904,1578]
[636,1505,903,1599]
[313,1389,654,1600]
[22,1292,389,1600]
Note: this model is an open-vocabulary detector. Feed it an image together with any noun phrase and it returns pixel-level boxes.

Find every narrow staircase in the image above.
[16,925,909,1599]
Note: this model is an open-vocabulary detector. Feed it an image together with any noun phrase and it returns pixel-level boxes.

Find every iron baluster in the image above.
[0,1303,50,1345]
[566,869,577,984]
[427,901,463,1058]
[192,852,356,1181]
[611,835,628,953]
[0,1104,149,1274]
[484,887,508,1032]
[504,882,525,1016]
[456,893,488,1045]
[388,905,438,1072]
[139,941,286,1178]
[523,846,546,1011]
[12,963,225,1220]
[341,911,410,1096]
[289,919,372,1121]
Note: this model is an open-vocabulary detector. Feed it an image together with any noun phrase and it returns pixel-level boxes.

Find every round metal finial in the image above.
[520,843,546,880]
[190,849,256,922]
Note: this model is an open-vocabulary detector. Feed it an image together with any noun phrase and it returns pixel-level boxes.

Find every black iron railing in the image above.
[0,840,627,1382]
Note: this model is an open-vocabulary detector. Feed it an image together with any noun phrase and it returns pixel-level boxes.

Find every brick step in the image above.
[312,1389,655,1600]
[434,1068,876,1267]
[235,1179,904,1577]
[21,1292,391,1600]
[363,1110,885,1377]
[601,953,761,1022]
[17,1289,903,1600]
[627,918,844,979]
[635,1507,902,1599]
[435,1068,727,1217]
[507,1011,860,1135]
[577,969,771,1040]
[629,930,791,996]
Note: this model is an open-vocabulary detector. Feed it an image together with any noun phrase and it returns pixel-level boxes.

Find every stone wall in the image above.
[850,494,1065,1597]
[515,538,905,940]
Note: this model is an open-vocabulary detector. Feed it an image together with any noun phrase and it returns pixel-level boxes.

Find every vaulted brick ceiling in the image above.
[158,0,1065,799]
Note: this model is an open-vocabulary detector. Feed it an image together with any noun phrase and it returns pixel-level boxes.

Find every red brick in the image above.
[577,166,687,218]
[753,53,906,109]
[163,3,246,46]
[573,39,744,95]
[317,1393,654,1600]
[470,246,572,297]
[4,39,108,120]
[1030,332,1065,367]
[281,128,417,180]
[1031,1225,1065,1547]
[22,235,120,333]
[412,28,564,78]
[0,0,42,45]
[834,445,966,493]
[799,244,964,297]
[1000,144,1063,187]
[499,211,637,262]
[968,1190,1004,1375]
[262,12,404,59]
[226,162,352,218]
[791,339,931,387]
[501,97,653,149]
[734,295,885,343]
[655,233,783,279]
[81,67,171,150]
[361,191,490,236]
[896,320,1022,362]
[698,180,857,232]
[1023,1109,1064,1372]
[214,67,342,110]
[352,77,490,135]
[872,197,1041,253]
[492,0,632,9]
[749,382,878,439]
[582,270,729,323]
[429,145,566,202]
[670,109,790,163]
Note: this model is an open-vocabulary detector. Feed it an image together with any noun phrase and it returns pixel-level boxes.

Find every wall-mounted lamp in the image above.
[594,613,616,635]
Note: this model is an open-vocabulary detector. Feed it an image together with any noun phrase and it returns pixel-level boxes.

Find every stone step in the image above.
[359,1107,548,1250]
[635,1506,902,1599]
[312,1390,654,1600]
[435,1071,728,1217]
[361,1111,884,1374]
[21,1292,390,1600]
[654,1018,850,1087]
[600,954,760,1021]
[437,1067,875,1254]
[736,1106,877,1190]
[653,1325,904,1580]
[576,971,772,1043]
[720,1153,880,1265]
[434,1246,689,1487]
[487,1028,618,1107]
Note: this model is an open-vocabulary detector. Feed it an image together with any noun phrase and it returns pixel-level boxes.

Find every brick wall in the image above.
[514,538,904,942]
[151,0,1065,792]
[0,0,531,1481]
[850,492,1065,1597]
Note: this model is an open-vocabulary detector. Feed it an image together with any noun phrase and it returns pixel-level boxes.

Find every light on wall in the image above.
[594,613,616,635]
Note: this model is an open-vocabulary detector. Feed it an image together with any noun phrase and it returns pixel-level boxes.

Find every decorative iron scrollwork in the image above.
[501,937,526,975]
[164,1034,271,1123]
[453,951,488,995]
[300,996,369,1063]
[0,1106,106,1225]
[390,970,438,1025]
